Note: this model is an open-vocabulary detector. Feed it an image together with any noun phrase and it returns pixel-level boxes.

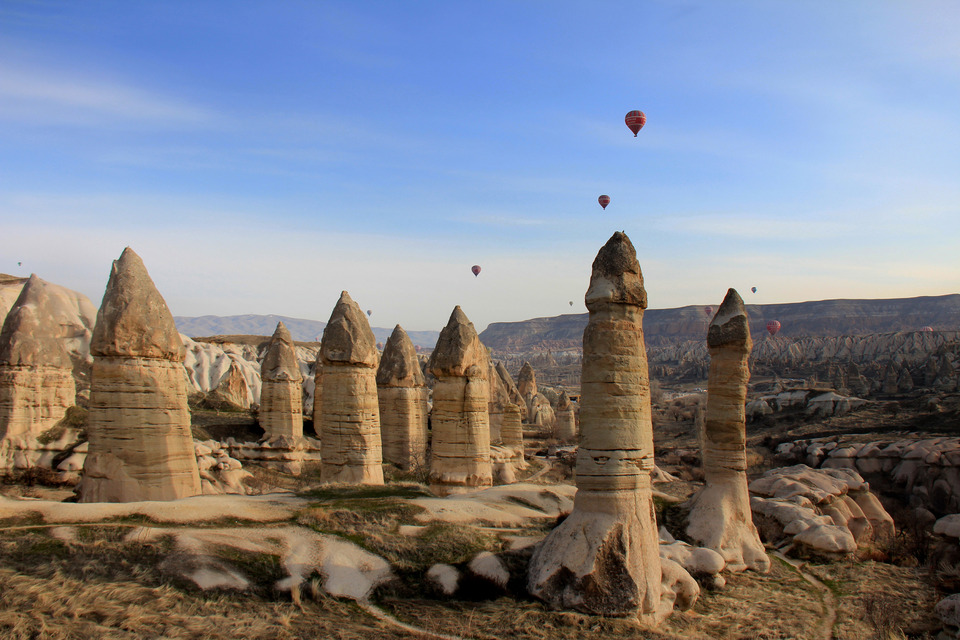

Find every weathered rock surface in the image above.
[495,361,527,421]
[78,248,202,502]
[0,275,77,443]
[686,289,769,573]
[749,464,894,558]
[528,232,694,621]
[427,306,493,494]
[555,391,577,442]
[517,362,556,428]
[259,322,304,439]
[318,292,383,484]
[376,325,428,470]
[182,336,261,407]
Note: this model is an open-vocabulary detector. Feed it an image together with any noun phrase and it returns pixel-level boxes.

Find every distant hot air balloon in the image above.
[704,306,713,317]
[376,342,383,350]
[922,326,934,332]
[751,286,757,293]
[625,110,646,137]
[569,301,573,306]
[17,262,21,267]
[366,310,372,317]
[766,320,781,336]
[598,195,611,210]
[471,265,481,277]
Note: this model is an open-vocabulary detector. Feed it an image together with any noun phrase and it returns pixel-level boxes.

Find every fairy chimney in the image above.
[259,322,304,439]
[685,288,770,573]
[376,325,428,470]
[78,248,201,502]
[318,292,383,484]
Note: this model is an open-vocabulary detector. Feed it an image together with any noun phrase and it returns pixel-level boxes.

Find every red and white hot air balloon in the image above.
[625,110,646,137]
[703,306,713,317]
[922,326,934,332]
[766,320,781,336]
[471,265,481,277]
[598,195,611,210]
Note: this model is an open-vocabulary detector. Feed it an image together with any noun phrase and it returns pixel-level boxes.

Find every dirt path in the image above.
[772,550,837,640]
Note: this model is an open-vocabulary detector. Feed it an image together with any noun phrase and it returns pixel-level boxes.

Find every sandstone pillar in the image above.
[78,248,201,502]
[0,275,76,442]
[686,289,770,572]
[528,232,673,619]
[319,291,383,484]
[259,322,304,439]
[495,361,527,422]
[377,325,428,470]
[556,391,577,442]
[427,306,492,494]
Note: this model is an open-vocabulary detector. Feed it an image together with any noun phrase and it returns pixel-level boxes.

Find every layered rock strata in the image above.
[528,232,696,620]
[495,361,527,421]
[517,362,556,428]
[686,289,770,573]
[0,275,76,443]
[487,359,509,444]
[259,322,304,439]
[376,325,428,470]
[78,248,202,502]
[318,292,383,484]
[427,306,493,494]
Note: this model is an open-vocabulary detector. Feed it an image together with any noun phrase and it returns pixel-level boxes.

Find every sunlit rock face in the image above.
[318,291,383,485]
[78,248,201,503]
[495,361,527,422]
[0,275,76,443]
[259,322,304,439]
[555,390,577,442]
[528,232,696,621]
[376,325,428,471]
[427,306,492,494]
[517,362,556,427]
[686,288,770,573]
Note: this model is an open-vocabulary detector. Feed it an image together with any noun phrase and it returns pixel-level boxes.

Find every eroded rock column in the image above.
[78,248,201,502]
[377,325,428,470]
[319,291,383,484]
[259,322,304,439]
[428,306,492,494]
[686,289,770,572]
[0,275,76,442]
[556,391,577,442]
[528,232,684,620]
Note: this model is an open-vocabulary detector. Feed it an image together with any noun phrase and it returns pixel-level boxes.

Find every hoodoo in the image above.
[686,288,770,572]
[528,232,696,620]
[0,275,76,443]
[427,306,493,494]
[318,291,383,484]
[376,325,428,470]
[78,248,201,502]
[259,321,304,439]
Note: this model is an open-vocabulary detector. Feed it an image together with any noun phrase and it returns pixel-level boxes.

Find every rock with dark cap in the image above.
[377,325,428,470]
[259,322,304,441]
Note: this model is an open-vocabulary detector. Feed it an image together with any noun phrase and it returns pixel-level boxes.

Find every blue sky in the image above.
[2,1,958,332]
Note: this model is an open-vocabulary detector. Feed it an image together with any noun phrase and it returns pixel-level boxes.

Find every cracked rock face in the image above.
[427,306,492,494]
[686,288,770,573]
[259,322,304,440]
[376,325,428,471]
[0,275,76,442]
[78,248,201,503]
[318,292,383,485]
[528,232,694,620]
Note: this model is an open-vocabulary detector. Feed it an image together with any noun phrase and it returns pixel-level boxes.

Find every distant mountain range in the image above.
[478,294,960,353]
[173,314,441,348]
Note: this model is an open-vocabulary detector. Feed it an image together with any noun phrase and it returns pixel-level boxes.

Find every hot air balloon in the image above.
[17,262,21,267]
[625,110,646,137]
[704,306,713,317]
[766,320,781,336]
[922,326,934,332]
[471,265,481,277]
[598,195,611,210]
[366,310,372,317]
[751,287,757,293]
[569,301,573,306]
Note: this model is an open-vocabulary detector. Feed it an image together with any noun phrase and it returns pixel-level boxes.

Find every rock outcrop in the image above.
[376,325,428,470]
[555,391,577,442]
[495,361,527,421]
[318,292,383,485]
[528,232,696,621]
[686,289,770,573]
[0,275,76,443]
[427,306,493,494]
[517,362,556,428]
[78,248,202,502]
[259,322,304,439]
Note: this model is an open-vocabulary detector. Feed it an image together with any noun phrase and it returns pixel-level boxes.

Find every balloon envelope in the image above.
[471,265,481,277]
[751,287,757,293]
[704,306,713,317]
[766,320,781,336]
[569,301,573,306]
[625,110,646,136]
[922,326,934,332]
[366,310,372,317]
[598,195,611,210]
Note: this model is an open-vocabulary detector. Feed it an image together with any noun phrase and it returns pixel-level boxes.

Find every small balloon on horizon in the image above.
[471,265,481,277]
[598,195,610,210]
